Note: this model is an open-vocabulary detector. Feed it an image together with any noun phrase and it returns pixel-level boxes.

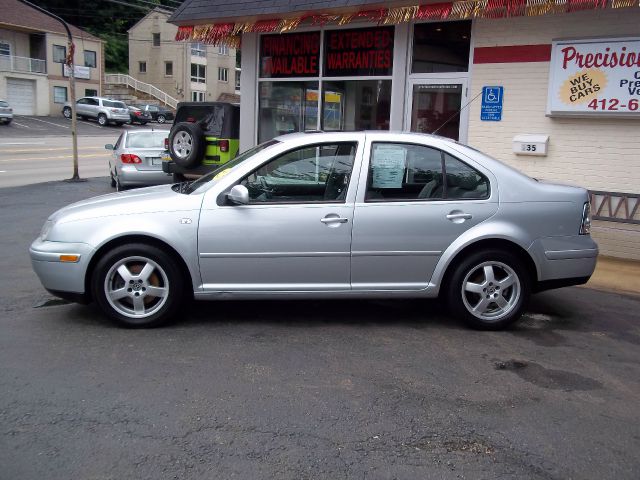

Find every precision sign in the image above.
[547,37,640,117]
[260,32,320,78]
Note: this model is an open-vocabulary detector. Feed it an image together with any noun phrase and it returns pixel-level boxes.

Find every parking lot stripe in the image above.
[79,120,104,129]
[0,153,105,162]
[24,116,69,129]
[0,142,45,145]
[2,146,105,153]
[11,121,31,128]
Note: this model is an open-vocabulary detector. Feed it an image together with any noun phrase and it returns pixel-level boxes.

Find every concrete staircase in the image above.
[103,74,178,108]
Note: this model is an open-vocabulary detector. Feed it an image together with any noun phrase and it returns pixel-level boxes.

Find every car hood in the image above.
[50,184,203,224]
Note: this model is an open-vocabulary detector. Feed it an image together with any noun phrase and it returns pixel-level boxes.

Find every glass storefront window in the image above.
[410,84,462,140]
[258,81,319,143]
[322,80,391,131]
[412,21,471,74]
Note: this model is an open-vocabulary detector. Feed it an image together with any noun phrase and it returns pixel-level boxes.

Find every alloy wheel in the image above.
[172,131,193,158]
[460,261,521,322]
[104,256,170,319]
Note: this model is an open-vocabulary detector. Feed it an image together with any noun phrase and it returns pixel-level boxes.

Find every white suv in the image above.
[62,97,130,126]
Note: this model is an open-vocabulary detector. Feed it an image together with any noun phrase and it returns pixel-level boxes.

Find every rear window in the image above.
[176,105,225,135]
[125,132,168,148]
[103,100,126,108]
[0,101,8,107]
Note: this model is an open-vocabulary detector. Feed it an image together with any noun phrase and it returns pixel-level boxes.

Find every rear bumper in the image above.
[108,113,132,122]
[528,235,598,283]
[118,165,172,186]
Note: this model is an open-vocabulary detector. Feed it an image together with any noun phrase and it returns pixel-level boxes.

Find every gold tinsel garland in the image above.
[175,0,637,46]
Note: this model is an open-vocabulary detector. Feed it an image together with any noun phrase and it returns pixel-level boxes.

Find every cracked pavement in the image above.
[1,178,639,479]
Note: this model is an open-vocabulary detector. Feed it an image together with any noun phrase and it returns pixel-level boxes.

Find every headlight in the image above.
[40,220,54,241]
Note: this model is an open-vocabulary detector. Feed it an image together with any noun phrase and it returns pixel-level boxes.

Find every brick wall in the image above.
[468,9,640,260]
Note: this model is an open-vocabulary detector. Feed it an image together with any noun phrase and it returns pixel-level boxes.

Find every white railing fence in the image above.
[104,73,178,109]
[0,54,46,74]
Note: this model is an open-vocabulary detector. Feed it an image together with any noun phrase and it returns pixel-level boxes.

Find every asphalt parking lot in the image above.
[1,178,639,479]
[3,115,171,137]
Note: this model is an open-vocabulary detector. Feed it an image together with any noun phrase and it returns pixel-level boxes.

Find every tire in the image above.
[446,249,530,330]
[97,113,108,126]
[110,173,116,188]
[168,122,204,169]
[115,122,125,127]
[172,172,187,183]
[4,119,11,125]
[91,243,184,328]
[63,107,72,119]
[140,121,148,126]
[157,114,166,124]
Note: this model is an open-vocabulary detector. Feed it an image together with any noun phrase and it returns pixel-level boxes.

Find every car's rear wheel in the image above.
[446,250,530,330]
[92,244,184,328]
[110,173,116,188]
[63,107,72,119]
[168,122,204,169]
[157,114,166,123]
[98,113,107,126]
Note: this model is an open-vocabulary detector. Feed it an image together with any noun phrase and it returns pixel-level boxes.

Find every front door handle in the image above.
[321,217,349,224]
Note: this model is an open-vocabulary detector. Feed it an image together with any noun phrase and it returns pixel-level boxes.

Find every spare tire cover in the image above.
[168,122,205,169]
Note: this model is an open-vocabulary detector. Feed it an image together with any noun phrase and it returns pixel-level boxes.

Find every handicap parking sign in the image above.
[481,86,504,121]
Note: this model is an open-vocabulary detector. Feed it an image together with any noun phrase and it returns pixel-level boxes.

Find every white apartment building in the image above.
[128,9,238,103]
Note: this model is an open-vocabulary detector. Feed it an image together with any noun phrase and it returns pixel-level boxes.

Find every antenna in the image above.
[431,90,483,136]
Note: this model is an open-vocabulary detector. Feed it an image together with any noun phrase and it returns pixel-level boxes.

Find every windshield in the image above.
[125,132,169,148]
[181,140,280,194]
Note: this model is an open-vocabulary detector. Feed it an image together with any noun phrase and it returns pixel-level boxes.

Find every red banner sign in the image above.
[324,27,394,77]
[260,32,320,78]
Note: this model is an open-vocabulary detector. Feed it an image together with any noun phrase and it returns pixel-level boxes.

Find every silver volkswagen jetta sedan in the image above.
[30,132,597,329]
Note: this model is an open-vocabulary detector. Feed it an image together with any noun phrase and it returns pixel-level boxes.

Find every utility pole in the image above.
[19,0,81,181]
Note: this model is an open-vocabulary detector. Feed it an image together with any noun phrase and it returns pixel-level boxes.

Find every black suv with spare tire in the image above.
[162,102,240,181]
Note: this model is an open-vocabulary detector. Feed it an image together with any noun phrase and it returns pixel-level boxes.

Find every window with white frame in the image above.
[53,44,66,63]
[53,86,67,103]
[190,43,206,57]
[0,41,10,57]
[191,64,206,83]
[84,50,96,68]
[218,45,229,56]
[191,91,206,102]
[218,67,228,82]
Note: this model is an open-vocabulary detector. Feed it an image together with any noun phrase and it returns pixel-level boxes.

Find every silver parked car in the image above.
[30,132,597,329]
[62,96,130,126]
[0,99,13,125]
[106,130,171,190]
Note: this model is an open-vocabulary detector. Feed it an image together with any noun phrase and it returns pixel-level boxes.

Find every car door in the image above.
[350,138,498,291]
[75,98,89,116]
[197,140,362,292]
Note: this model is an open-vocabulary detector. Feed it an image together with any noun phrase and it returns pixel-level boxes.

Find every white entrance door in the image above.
[405,78,468,142]
[7,78,36,115]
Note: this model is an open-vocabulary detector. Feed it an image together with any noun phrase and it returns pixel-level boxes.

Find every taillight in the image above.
[120,153,142,164]
[186,116,196,122]
[164,138,169,150]
[219,139,229,152]
[580,201,591,235]
[134,111,142,116]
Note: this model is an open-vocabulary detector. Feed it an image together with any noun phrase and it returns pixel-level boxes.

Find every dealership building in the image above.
[168,0,640,260]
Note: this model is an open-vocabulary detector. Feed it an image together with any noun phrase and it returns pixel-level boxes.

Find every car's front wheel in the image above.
[62,107,72,119]
[157,114,166,123]
[92,244,184,327]
[446,250,530,330]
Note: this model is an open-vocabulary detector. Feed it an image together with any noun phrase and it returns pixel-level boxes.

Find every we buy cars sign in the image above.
[547,37,640,117]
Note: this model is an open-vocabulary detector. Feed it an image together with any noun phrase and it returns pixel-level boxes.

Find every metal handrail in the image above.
[104,73,178,109]
[590,191,640,225]
[0,54,46,74]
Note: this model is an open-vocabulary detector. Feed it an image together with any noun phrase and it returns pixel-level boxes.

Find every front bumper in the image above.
[30,239,94,294]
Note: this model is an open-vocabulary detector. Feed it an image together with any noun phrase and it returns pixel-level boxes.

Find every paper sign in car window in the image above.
[213,168,231,180]
[371,145,406,188]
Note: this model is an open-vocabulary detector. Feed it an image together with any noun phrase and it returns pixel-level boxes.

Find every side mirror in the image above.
[105,144,114,150]
[227,184,249,205]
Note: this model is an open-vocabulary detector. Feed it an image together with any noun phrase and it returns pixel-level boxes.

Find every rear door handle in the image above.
[446,212,472,221]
